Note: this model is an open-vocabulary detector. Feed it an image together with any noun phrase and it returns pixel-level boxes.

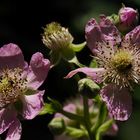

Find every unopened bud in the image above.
[78,78,100,98]
[49,117,65,135]
[118,6,138,32]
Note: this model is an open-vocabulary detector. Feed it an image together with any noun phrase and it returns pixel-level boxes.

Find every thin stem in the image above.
[83,96,94,140]
[59,109,84,122]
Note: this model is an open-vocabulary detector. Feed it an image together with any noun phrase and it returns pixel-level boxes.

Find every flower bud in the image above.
[42,22,73,51]
[118,6,138,32]
[78,78,100,98]
[48,117,65,135]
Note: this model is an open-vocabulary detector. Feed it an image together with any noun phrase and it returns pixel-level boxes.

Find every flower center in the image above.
[111,50,133,72]
[42,22,73,50]
[0,68,27,108]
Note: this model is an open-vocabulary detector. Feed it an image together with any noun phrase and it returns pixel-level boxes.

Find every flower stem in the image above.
[83,96,94,140]
[59,109,84,122]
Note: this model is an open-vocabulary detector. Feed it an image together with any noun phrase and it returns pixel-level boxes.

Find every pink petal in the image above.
[85,18,103,54]
[106,123,118,136]
[21,90,44,120]
[0,106,17,134]
[99,15,121,47]
[65,67,105,83]
[27,52,50,89]
[123,25,140,46]
[0,43,25,69]
[6,119,22,140]
[85,16,121,55]
[100,84,132,121]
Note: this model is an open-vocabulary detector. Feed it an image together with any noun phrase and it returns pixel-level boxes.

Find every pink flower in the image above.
[66,16,140,121]
[0,43,50,140]
[118,6,138,32]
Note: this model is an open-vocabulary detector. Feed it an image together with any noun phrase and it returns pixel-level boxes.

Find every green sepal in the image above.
[39,103,55,115]
[61,47,75,61]
[89,59,98,68]
[49,50,61,66]
[14,100,23,112]
[70,42,86,52]
[68,56,85,67]
[65,126,86,138]
[24,88,37,95]
[107,14,119,25]
[95,119,114,140]
[39,97,62,115]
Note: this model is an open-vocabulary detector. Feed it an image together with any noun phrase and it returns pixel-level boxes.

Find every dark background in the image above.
[0,0,140,140]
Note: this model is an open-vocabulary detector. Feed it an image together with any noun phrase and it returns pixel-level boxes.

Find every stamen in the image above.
[0,68,27,108]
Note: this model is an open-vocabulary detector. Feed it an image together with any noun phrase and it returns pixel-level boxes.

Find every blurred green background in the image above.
[0,0,140,140]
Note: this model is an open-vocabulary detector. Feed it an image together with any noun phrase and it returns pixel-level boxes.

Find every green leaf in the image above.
[96,119,114,140]
[65,126,86,138]
[70,42,86,52]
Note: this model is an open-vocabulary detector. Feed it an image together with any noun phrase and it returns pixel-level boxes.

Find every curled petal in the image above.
[27,52,50,89]
[6,119,22,140]
[100,84,132,121]
[65,67,105,83]
[0,43,25,69]
[21,90,44,120]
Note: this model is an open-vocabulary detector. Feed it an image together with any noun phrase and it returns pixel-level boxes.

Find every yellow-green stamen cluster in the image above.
[111,50,133,72]
[0,68,27,108]
[42,22,73,50]
[103,49,140,89]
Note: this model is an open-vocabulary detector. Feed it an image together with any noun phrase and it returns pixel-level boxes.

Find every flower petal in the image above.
[21,90,44,120]
[85,18,103,54]
[122,25,140,47]
[6,119,22,140]
[0,106,17,134]
[85,16,121,55]
[99,15,121,46]
[0,43,25,69]
[27,52,50,89]
[65,67,105,83]
[100,84,132,121]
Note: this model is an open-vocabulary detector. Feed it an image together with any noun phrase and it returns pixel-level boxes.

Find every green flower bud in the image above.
[48,117,66,135]
[42,22,73,51]
[78,78,100,98]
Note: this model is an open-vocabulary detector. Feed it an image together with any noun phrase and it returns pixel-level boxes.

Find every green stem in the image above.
[59,109,84,122]
[91,102,107,133]
[83,96,94,140]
